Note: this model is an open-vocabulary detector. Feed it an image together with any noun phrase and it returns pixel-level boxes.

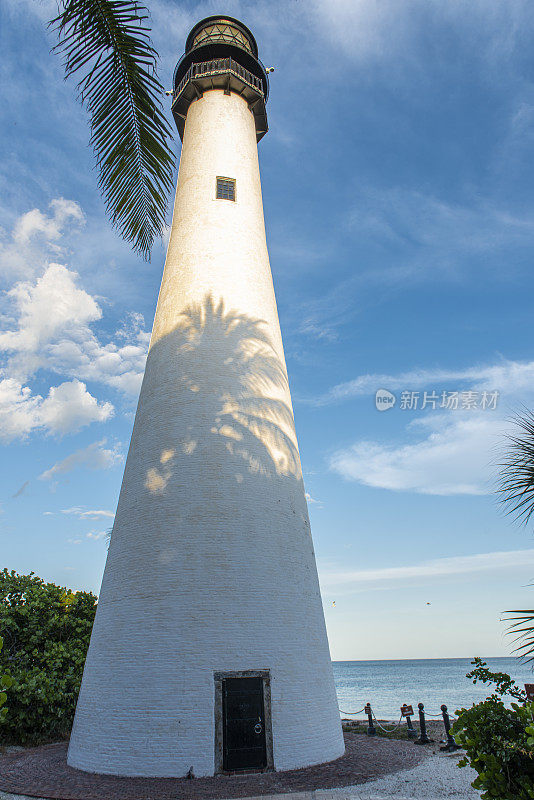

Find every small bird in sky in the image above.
[332,601,336,607]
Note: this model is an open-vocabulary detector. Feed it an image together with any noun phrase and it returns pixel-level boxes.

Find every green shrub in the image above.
[0,569,97,745]
[452,658,534,800]
[0,636,13,724]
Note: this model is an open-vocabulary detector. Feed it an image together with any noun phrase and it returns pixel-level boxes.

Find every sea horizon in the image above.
[333,655,512,663]
[332,656,533,720]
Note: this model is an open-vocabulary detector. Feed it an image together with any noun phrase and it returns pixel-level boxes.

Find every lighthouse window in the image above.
[216,177,236,201]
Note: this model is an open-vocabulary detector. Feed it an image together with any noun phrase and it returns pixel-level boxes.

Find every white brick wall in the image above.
[67,90,345,777]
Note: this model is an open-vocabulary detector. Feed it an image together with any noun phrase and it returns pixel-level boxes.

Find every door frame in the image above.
[214,669,274,774]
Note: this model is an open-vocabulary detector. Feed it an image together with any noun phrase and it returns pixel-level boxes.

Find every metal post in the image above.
[439,705,461,752]
[364,703,376,736]
[401,704,416,738]
[415,702,432,744]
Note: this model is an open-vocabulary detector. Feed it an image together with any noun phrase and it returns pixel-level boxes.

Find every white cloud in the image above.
[0,262,101,373]
[305,491,321,505]
[299,321,339,342]
[13,199,84,246]
[0,262,149,393]
[62,507,114,520]
[320,548,534,590]
[325,357,534,495]
[0,379,45,440]
[86,530,108,541]
[331,414,501,495]
[0,378,112,442]
[39,439,122,480]
[0,198,85,279]
[39,379,113,435]
[319,357,534,405]
[0,204,149,438]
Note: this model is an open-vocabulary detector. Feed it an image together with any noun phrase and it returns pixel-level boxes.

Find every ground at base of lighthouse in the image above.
[0,734,480,800]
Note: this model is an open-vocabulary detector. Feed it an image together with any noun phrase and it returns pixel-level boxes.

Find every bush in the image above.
[452,658,534,800]
[0,636,13,724]
[0,569,97,745]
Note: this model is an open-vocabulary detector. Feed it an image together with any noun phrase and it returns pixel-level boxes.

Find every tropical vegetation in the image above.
[0,569,97,745]
[497,409,534,662]
[453,411,534,798]
[0,637,13,725]
[452,659,534,800]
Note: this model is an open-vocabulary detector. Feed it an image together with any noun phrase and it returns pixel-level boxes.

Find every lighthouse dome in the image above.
[172,15,269,142]
[186,16,259,58]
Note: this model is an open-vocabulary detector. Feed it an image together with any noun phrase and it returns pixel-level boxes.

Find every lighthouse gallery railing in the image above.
[174,57,264,100]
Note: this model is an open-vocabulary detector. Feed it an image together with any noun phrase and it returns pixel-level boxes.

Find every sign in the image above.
[525,684,534,701]
[401,704,414,717]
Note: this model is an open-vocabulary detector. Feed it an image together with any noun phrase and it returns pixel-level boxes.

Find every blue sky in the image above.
[2,0,534,661]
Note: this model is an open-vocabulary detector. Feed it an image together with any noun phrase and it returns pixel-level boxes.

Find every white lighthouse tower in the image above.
[68,16,344,778]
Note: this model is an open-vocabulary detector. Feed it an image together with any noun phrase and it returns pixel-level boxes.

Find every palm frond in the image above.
[50,0,175,259]
[496,409,534,525]
[505,609,534,663]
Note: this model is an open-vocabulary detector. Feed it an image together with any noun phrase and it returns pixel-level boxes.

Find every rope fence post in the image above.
[364,702,376,736]
[439,704,461,752]
[401,704,416,738]
[414,702,432,745]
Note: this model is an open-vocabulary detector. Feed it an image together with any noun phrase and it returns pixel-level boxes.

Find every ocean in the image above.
[332,657,533,720]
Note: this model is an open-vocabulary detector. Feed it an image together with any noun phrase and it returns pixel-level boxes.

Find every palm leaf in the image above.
[497,410,534,662]
[496,409,534,525]
[50,0,175,259]
[504,609,534,663]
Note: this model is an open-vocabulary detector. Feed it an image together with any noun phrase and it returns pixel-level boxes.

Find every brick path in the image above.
[0,734,430,800]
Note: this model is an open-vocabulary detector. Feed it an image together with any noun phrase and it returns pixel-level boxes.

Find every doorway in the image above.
[214,670,273,773]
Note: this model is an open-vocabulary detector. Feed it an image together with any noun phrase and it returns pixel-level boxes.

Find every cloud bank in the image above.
[0,201,151,443]
[0,378,113,442]
[326,358,534,495]
[320,547,534,590]
[39,439,122,480]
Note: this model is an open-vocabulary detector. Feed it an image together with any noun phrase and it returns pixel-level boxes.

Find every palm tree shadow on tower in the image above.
[106,292,311,576]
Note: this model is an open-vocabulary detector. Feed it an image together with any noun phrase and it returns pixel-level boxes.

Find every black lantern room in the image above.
[172,16,269,142]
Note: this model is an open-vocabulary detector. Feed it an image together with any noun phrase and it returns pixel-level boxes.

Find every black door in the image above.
[222,677,267,771]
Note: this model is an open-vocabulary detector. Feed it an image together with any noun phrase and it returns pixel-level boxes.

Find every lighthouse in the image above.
[68,16,344,777]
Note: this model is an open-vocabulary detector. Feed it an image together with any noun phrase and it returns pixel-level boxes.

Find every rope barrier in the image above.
[423,709,458,720]
[340,707,456,718]
[339,701,462,749]
[371,712,404,733]
[339,704,457,724]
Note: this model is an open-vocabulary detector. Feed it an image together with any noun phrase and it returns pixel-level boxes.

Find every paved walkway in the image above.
[318,752,479,798]
[0,756,479,800]
[0,743,480,800]
[0,735,427,800]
